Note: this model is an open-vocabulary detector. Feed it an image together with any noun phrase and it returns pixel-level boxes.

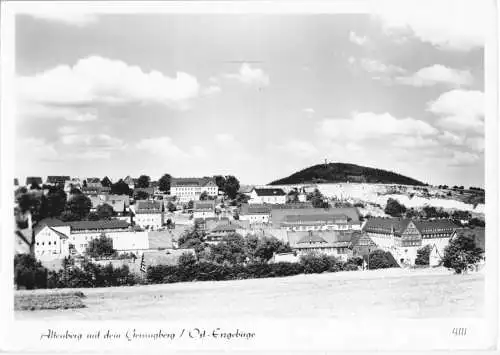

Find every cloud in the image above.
[225,63,270,87]
[438,131,466,146]
[393,136,440,148]
[427,90,484,133]
[465,137,485,153]
[349,31,368,46]
[317,112,438,142]
[303,108,315,115]
[357,58,406,74]
[136,136,203,159]
[57,126,78,135]
[17,56,200,110]
[374,0,485,51]
[449,150,481,166]
[277,139,319,159]
[395,65,473,88]
[202,85,221,96]
[60,133,125,151]
[25,11,98,27]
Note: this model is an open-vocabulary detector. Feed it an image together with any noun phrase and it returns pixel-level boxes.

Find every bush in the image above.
[14,254,49,290]
[368,250,399,270]
[415,245,432,266]
[442,232,484,274]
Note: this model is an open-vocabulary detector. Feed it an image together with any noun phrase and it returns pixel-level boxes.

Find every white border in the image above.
[1,1,498,353]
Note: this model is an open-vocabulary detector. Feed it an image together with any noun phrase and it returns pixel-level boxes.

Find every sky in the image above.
[14,2,486,187]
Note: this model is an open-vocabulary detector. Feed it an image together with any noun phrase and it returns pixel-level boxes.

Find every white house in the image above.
[287,230,354,262]
[170,177,218,203]
[239,204,271,224]
[249,188,287,205]
[34,219,149,258]
[133,200,164,230]
[192,200,216,219]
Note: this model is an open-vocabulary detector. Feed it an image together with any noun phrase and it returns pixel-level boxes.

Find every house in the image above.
[194,217,230,231]
[25,176,43,187]
[86,178,102,188]
[64,178,83,194]
[349,232,377,259]
[133,200,164,230]
[362,217,458,266]
[270,207,361,229]
[46,176,71,187]
[248,188,287,205]
[34,219,149,257]
[170,177,219,202]
[82,186,111,195]
[287,230,354,261]
[239,204,271,224]
[134,187,155,197]
[192,200,216,219]
[205,221,247,244]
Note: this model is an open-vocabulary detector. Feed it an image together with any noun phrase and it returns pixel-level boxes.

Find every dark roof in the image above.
[26,177,43,185]
[288,230,354,249]
[240,204,271,215]
[253,188,286,196]
[350,232,377,248]
[271,207,360,228]
[68,220,130,230]
[297,233,327,244]
[283,214,349,224]
[86,178,101,184]
[210,221,245,233]
[193,201,215,210]
[49,227,69,240]
[135,200,162,212]
[171,177,216,187]
[82,186,111,194]
[363,217,457,237]
[47,176,70,183]
[134,187,155,194]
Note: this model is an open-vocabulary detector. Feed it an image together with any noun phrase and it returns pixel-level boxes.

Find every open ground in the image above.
[15,267,484,321]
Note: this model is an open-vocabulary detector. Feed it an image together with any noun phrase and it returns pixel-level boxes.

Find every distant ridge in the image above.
[268,163,426,186]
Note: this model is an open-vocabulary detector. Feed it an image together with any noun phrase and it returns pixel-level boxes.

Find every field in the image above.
[15,267,484,320]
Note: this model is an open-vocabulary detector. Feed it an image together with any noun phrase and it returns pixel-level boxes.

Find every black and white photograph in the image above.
[0,0,498,353]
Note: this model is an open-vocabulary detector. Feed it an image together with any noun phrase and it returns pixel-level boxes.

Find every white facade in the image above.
[239,214,270,224]
[193,210,216,219]
[249,190,287,205]
[134,212,164,230]
[35,225,150,257]
[171,181,218,203]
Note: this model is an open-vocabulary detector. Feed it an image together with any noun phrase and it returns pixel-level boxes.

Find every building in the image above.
[349,232,377,259]
[134,187,155,197]
[248,188,287,204]
[25,177,43,187]
[34,219,149,257]
[270,207,361,229]
[192,200,216,219]
[239,204,271,224]
[362,217,457,266]
[170,177,218,202]
[46,176,71,187]
[205,221,247,244]
[133,200,164,230]
[82,186,111,195]
[86,178,102,188]
[64,178,83,194]
[287,230,354,261]
[194,217,230,231]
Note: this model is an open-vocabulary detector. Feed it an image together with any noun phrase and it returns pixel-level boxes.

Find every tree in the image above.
[252,237,292,263]
[137,175,151,188]
[134,190,150,200]
[60,211,81,222]
[199,191,209,201]
[85,233,116,258]
[66,194,92,220]
[87,212,100,221]
[469,218,485,228]
[287,189,299,203]
[70,187,82,195]
[214,175,226,191]
[405,208,420,219]
[208,233,247,265]
[368,250,397,270]
[101,176,112,187]
[308,188,329,208]
[167,201,177,212]
[46,187,67,218]
[384,198,407,217]
[30,182,41,190]
[187,200,194,210]
[442,232,483,274]
[96,203,114,220]
[415,245,432,266]
[158,174,172,193]
[178,252,197,267]
[82,180,88,188]
[111,179,131,196]
[224,175,240,199]
[14,254,48,289]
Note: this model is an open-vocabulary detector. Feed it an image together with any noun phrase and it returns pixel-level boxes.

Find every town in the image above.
[14,172,485,290]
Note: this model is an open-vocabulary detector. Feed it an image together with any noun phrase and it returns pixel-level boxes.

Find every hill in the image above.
[268,163,426,186]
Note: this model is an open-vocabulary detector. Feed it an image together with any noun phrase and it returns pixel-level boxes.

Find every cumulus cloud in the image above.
[17,56,201,116]
[393,136,440,148]
[374,0,485,51]
[395,65,473,88]
[449,150,481,166]
[349,31,368,46]
[357,58,406,74]
[60,133,125,150]
[202,85,221,96]
[136,136,203,159]
[303,108,315,115]
[225,63,270,87]
[465,137,485,152]
[427,89,484,133]
[317,112,438,142]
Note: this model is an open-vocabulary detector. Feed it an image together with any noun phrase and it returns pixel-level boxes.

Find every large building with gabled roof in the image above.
[170,177,218,202]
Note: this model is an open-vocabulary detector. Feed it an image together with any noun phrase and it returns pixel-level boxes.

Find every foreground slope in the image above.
[16,268,483,320]
[269,163,426,186]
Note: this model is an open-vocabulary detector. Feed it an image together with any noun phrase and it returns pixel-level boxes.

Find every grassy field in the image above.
[15,267,484,320]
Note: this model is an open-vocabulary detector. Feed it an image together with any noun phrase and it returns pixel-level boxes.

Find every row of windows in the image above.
[36,241,57,246]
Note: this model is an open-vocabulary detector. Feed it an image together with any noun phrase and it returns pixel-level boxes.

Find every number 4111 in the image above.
[452,328,467,336]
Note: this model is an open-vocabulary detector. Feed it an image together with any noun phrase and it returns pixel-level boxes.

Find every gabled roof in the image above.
[49,227,69,240]
[67,220,130,231]
[240,204,271,215]
[135,200,162,212]
[283,214,349,224]
[271,207,360,227]
[350,232,377,248]
[287,230,354,249]
[297,233,327,244]
[171,177,216,187]
[193,201,215,210]
[253,188,286,196]
[363,217,457,237]
[47,176,71,183]
[86,178,101,184]
[26,177,43,185]
[210,221,245,233]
